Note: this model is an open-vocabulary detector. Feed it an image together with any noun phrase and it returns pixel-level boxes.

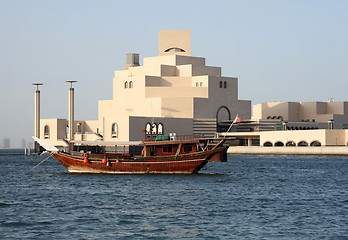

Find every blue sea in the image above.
[0,151,347,239]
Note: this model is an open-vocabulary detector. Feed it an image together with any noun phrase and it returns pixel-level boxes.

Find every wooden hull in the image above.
[51,147,227,174]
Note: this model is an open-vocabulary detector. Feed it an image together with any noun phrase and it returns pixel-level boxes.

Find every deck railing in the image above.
[144,134,206,142]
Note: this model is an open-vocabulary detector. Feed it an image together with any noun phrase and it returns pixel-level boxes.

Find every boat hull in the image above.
[51,147,227,174]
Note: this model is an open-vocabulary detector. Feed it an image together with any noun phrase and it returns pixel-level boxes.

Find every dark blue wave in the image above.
[0,155,347,239]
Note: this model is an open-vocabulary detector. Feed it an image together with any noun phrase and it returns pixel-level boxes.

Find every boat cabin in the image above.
[141,135,221,157]
[68,135,223,159]
[143,140,199,157]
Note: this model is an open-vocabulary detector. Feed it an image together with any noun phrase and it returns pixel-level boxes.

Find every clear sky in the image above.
[1,0,347,147]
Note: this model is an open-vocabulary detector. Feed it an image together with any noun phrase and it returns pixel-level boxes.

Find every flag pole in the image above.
[221,114,239,139]
[212,114,240,150]
[225,114,239,136]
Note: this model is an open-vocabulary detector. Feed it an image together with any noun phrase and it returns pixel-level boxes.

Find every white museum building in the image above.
[39,30,251,149]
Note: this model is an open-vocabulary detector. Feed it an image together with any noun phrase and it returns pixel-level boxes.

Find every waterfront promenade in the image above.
[228,146,348,156]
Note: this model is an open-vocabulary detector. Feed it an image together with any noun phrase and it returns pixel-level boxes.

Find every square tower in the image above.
[159,30,191,56]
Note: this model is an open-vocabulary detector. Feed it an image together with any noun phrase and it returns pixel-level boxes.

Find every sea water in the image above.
[0,153,347,239]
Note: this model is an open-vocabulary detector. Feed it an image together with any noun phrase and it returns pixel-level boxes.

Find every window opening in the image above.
[157,123,164,135]
[310,141,321,146]
[274,141,284,147]
[298,141,308,146]
[44,125,50,139]
[151,123,157,135]
[164,47,185,52]
[111,123,118,138]
[163,146,173,153]
[183,145,193,152]
[77,123,82,134]
[145,122,152,135]
[286,141,296,146]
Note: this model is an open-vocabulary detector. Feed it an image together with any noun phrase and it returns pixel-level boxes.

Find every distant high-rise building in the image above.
[1,138,10,149]
[27,142,33,149]
[21,139,26,148]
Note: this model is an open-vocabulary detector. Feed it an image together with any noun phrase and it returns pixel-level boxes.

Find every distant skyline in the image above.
[1,0,347,147]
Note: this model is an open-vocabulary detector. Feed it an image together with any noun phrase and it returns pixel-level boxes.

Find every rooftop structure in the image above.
[252,101,348,129]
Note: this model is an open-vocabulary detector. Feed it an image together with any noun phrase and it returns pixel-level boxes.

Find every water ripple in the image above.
[0,155,347,239]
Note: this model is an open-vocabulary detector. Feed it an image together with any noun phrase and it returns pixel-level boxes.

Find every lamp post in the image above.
[32,83,43,153]
[328,119,334,130]
[66,81,77,148]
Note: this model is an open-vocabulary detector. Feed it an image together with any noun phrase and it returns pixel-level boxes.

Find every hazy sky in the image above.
[1,0,347,147]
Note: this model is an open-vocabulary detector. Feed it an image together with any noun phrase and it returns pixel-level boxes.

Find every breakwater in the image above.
[0,148,35,156]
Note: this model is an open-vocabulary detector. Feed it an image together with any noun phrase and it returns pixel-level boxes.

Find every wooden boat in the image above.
[33,135,228,174]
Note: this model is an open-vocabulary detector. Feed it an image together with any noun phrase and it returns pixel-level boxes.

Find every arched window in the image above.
[274,141,284,147]
[151,123,157,135]
[263,141,273,147]
[77,123,82,134]
[124,81,128,89]
[129,81,133,88]
[145,122,153,135]
[66,125,69,138]
[144,122,162,135]
[200,82,203,87]
[157,123,164,135]
[219,81,223,88]
[286,141,296,146]
[310,141,321,146]
[44,125,50,139]
[196,82,199,87]
[164,47,185,53]
[223,81,227,88]
[111,123,118,138]
[216,106,231,132]
[298,141,308,147]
